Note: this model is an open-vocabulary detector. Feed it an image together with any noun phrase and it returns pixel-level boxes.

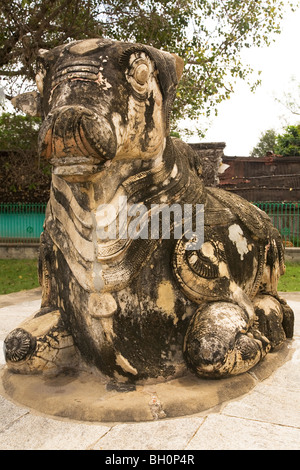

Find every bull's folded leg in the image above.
[4,310,79,376]
[184,302,271,378]
[253,294,293,349]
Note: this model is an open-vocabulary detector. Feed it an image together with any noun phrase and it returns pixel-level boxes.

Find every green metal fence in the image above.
[0,201,299,247]
[0,203,47,243]
[253,202,300,247]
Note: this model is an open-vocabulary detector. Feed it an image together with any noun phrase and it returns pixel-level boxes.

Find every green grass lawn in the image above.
[277,262,300,292]
[0,259,39,295]
[0,259,299,295]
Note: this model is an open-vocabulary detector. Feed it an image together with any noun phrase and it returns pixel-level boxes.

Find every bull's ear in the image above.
[171,54,185,82]
[11,91,42,117]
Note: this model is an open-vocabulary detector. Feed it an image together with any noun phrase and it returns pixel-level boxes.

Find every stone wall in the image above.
[0,244,39,259]
[189,142,226,187]
[284,248,300,263]
[219,155,300,201]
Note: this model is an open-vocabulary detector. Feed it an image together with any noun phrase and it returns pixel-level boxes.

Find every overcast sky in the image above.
[188,3,300,156]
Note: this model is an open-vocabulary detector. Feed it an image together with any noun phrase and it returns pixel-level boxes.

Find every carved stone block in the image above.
[4,39,293,385]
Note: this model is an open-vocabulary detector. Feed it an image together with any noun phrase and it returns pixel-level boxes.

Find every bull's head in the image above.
[12,38,184,178]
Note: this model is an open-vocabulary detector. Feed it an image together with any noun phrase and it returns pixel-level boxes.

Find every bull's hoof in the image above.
[4,328,36,362]
[184,302,271,378]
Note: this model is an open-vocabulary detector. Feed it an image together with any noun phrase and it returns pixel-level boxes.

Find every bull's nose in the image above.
[50,106,97,158]
[39,105,117,172]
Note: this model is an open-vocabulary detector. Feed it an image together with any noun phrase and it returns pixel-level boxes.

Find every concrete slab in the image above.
[223,383,300,427]
[0,287,42,308]
[0,360,258,423]
[221,353,300,428]
[0,412,110,450]
[185,414,300,450]
[91,417,204,450]
[0,395,29,432]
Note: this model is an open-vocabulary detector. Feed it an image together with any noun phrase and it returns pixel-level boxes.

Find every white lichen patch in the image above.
[189,253,198,265]
[69,38,102,55]
[116,353,138,375]
[201,242,218,263]
[157,280,175,313]
[98,316,116,342]
[95,71,112,90]
[228,224,249,260]
[170,164,178,179]
[218,261,229,277]
[157,281,177,324]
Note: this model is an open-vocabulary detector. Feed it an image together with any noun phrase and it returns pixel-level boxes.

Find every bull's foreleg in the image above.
[4,310,79,375]
[4,230,78,375]
[183,301,271,378]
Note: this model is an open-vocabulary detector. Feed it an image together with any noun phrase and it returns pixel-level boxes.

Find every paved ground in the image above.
[0,288,299,450]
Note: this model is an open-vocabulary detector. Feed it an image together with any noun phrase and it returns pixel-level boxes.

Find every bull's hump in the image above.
[68,38,114,56]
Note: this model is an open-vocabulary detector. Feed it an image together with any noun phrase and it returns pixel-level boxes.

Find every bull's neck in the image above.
[89,138,171,208]
[47,137,205,292]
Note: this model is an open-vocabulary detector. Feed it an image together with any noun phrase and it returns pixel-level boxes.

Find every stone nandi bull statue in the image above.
[4,38,294,383]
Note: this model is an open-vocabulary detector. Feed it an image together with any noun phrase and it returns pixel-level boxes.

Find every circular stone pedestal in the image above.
[1,343,292,423]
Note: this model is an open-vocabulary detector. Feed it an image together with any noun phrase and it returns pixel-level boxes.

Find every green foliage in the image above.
[251,129,277,157]
[169,130,181,138]
[275,125,300,156]
[251,125,300,157]
[0,112,41,151]
[0,0,297,135]
[0,113,50,203]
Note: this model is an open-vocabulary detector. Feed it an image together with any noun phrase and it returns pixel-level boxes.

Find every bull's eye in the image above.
[134,63,149,85]
[126,52,152,96]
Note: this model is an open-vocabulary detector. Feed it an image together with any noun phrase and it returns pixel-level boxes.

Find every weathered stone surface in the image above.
[189,142,226,187]
[3,39,294,389]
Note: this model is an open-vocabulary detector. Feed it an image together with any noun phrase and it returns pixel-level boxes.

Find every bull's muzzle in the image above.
[39,105,117,176]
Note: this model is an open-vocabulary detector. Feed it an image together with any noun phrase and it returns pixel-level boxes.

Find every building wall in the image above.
[219,155,300,201]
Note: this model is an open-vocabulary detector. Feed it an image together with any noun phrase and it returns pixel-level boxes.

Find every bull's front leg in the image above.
[4,230,79,375]
[183,301,271,378]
